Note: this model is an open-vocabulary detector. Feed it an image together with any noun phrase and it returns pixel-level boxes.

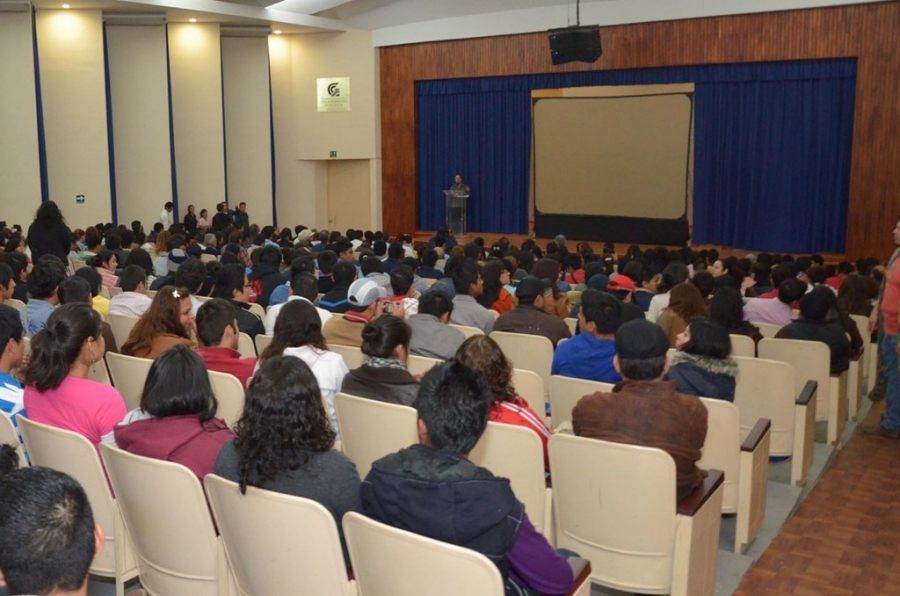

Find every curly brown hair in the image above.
[454,335,517,402]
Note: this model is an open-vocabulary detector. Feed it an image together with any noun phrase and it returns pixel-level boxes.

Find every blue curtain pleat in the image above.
[416,59,856,252]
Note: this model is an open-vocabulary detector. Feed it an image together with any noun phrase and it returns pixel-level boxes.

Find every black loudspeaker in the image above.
[548,25,602,65]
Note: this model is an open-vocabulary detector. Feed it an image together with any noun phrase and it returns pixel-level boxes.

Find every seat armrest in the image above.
[795,380,817,405]
[566,557,591,595]
[741,418,771,452]
[677,469,724,516]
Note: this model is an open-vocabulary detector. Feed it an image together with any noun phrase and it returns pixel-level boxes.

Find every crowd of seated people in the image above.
[0,201,890,594]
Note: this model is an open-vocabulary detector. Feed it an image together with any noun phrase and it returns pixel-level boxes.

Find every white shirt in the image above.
[646,292,671,324]
[265,296,332,335]
[109,292,153,318]
[160,209,173,228]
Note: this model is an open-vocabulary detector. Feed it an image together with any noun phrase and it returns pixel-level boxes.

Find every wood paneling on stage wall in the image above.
[380,3,900,259]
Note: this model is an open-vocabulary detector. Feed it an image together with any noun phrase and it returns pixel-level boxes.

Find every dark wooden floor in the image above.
[735,400,900,595]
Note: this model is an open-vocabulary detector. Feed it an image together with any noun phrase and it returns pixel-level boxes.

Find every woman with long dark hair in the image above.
[341,316,419,406]
[667,317,738,401]
[213,355,361,563]
[26,200,73,263]
[455,335,552,469]
[709,287,763,348]
[123,247,157,287]
[121,286,196,359]
[476,259,516,314]
[23,303,126,446]
[115,345,234,481]
[259,300,348,436]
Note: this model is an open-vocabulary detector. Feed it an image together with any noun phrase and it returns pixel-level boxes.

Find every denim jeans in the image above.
[880,333,900,430]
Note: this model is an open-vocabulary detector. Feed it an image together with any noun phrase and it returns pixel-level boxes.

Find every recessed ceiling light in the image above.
[189,17,197,22]
[274,30,282,34]
[62,3,70,7]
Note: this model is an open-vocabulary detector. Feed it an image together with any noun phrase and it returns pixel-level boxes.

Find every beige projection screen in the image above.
[532,90,693,245]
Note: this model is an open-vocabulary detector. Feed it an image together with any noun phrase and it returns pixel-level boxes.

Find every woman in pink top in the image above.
[455,335,552,470]
[89,249,119,289]
[23,303,126,446]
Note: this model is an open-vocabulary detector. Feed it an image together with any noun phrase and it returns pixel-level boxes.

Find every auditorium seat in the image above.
[490,331,554,395]
[236,331,256,358]
[548,375,614,429]
[0,411,27,469]
[106,351,153,411]
[729,334,756,357]
[207,370,245,429]
[334,392,418,478]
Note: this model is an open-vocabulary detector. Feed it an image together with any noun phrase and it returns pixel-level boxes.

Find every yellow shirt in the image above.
[92,295,110,321]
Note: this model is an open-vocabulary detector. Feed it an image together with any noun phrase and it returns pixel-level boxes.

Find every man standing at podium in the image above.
[450,173,471,195]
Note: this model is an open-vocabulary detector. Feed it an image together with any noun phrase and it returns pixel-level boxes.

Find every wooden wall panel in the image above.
[380,3,900,259]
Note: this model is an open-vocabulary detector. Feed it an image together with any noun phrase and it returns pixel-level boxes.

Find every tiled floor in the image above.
[734,400,900,595]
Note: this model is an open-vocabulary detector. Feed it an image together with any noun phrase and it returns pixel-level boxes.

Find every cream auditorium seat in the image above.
[208,370,245,429]
[18,418,139,596]
[105,351,153,411]
[548,375,614,429]
[205,475,357,596]
[729,333,756,357]
[334,392,418,478]
[490,331,554,395]
[0,411,27,469]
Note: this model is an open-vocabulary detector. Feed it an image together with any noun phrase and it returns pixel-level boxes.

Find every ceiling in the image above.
[18,0,892,43]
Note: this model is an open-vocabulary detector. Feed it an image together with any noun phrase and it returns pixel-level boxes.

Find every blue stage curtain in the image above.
[416,59,856,252]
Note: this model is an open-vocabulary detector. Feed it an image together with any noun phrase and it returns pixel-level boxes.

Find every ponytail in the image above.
[25,303,102,392]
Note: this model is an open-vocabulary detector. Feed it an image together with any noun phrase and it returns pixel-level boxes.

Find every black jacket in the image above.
[775,319,850,374]
[27,220,72,263]
[247,263,287,309]
[341,365,419,406]
[666,351,738,402]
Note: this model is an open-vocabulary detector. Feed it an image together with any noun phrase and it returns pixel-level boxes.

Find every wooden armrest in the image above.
[795,380,817,405]
[566,557,591,595]
[741,418,771,452]
[676,469,724,516]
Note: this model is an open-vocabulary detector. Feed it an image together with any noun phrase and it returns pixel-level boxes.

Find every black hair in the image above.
[34,200,65,226]
[290,255,317,278]
[27,255,68,300]
[25,303,103,393]
[390,265,415,297]
[387,242,404,259]
[679,316,731,359]
[414,361,492,455]
[167,234,186,252]
[123,248,154,277]
[117,265,147,292]
[213,263,246,300]
[360,256,384,276]
[617,356,667,381]
[422,249,439,268]
[104,232,121,252]
[580,288,621,334]
[709,287,745,331]
[361,316,411,359]
[476,260,505,308]
[140,345,218,422]
[73,267,101,299]
[233,356,334,493]
[418,291,454,319]
[0,467,96,595]
[0,443,18,477]
[0,262,15,291]
[196,298,237,348]
[58,277,92,304]
[174,258,207,293]
[690,270,716,299]
[778,278,807,305]
[660,262,689,293]
[317,250,338,275]
[261,299,327,360]
[0,252,27,281]
[0,304,24,352]
[452,259,480,295]
[290,272,319,302]
[331,261,358,286]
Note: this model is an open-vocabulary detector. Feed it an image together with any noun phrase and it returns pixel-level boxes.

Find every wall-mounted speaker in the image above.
[548,25,602,65]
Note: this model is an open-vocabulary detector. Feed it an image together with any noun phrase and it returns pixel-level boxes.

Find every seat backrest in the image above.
[729,334,756,357]
[208,370,245,428]
[99,286,112,300]
[334,392,418,478]
[732,356,796,456]
[849,314,869,365]
[17,417,120,576]
[489,331,554,389]
[754,322,783,338]
[564,317,578,335]
[448,323,484,338]
[87,357,112,386]
[343,512,504,596]
[99,444,221,596]
[4,298,25,314]
[0,411,27,469]
[549,434,676,593]
[697,398,741,513]
[199,253,218,264]
[236,332,256,358]
[407,354,442,376]
[204,475,355,596]
[107,313,140,349]
[468,421,549,536]
[247,302,266,322]
[510,367,546,416]
[758,338,830,422]
[105,351,153,411]
[108,286,123,297]
[548,375,614,428]
[329,344,366,370]
[253,333,273,356]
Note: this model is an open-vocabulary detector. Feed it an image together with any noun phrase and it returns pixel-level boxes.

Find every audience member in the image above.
[743,277,807,327]
[195,299,257,389]
[23,303,126,446]
[709,287,763,349]
[26,201,73,264]
[448,259,495,334]
[323,278,401,347]
[455,335,552,469]
[74,267,109,321]
[361,361,574,595]
[108,265,152,317]
[24,256,67,337]
[477,259,516,315]
[114,345,235,482]
[57,277,118,354]
[572,319,708,502]
[552,289,621,383]
[259,299,348,436]
[213,355,361,564]
[382,264,420,317]
[318,261,357,314]
[212,263,265,339]
[0,305,26,431]
[266,272,332,335]
[341,316,419,406]
[646,261,689,323]
[0,467,103,596]
[493,276,571,346]
[656,282,708,348]
[667,317,738,401]
[120,286,196,359]
[775,287,851,374]
[407,291,466,360]
[531,258,569,319]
